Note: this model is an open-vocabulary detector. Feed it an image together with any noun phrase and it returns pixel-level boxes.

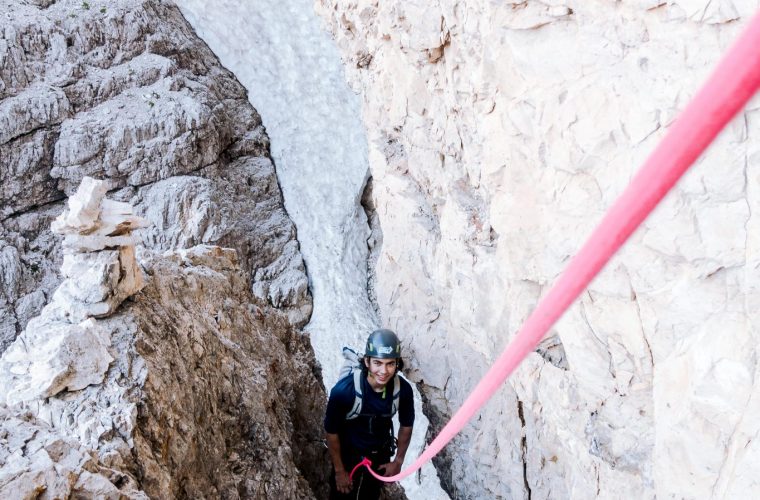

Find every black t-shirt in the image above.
[324,372,414,453]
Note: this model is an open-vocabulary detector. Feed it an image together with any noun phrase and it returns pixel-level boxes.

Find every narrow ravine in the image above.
[175,1,448,498]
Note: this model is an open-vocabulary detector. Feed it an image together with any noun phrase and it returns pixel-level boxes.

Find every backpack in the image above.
[339,346,401,420]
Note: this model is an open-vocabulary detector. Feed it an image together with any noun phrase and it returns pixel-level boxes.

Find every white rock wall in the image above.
[0,180,331,498]
[315,0,760,498]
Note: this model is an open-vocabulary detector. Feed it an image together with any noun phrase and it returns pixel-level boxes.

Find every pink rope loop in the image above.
[348,457,372,482]
[364,9,760,484]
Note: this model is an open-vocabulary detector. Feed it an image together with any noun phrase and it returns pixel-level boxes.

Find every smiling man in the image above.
[324,329,415,499]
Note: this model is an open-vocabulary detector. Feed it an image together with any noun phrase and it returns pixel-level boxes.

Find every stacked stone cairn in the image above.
[0,177,148,405]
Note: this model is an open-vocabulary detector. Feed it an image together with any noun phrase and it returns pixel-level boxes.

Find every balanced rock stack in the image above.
[0,177,148,405]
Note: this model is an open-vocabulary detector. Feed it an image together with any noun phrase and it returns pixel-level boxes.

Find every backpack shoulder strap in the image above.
[345,369,364,420]
[391,375,401,416]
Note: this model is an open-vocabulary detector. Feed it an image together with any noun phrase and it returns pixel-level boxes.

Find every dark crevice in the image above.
[417,384,457,498]
[517,400,532,500]
[359,172,382,318]
[1,192,67,224]
[37,0,59,9]
[0,127,61,220]
[0,121,65,148]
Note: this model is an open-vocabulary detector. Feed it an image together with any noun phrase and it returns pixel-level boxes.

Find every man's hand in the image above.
[335,469,352,494]
[378,459,402,478]
[326,433,351,493]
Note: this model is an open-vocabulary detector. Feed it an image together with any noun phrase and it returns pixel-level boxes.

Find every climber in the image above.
[324,329,415,499]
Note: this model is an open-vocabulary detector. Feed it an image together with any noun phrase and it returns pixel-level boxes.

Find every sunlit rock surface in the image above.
[0,405,148,499]
[0,0,311,355]
[1,241,329,498]
[1,177,144,405]
[315,0,760,498]
[0,0,328,497]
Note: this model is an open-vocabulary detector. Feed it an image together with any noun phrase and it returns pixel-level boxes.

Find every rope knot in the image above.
[348,457,372,482]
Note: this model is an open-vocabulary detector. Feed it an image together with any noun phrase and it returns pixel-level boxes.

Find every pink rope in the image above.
[349,457,373,482]
[361,10,760,483]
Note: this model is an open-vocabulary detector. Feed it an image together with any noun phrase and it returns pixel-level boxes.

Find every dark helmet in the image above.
[364,329,401,359]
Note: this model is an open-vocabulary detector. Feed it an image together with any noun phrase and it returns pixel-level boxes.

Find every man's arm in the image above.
[326,432,352,493]
[380,425,413,477]
[394,425,413,465]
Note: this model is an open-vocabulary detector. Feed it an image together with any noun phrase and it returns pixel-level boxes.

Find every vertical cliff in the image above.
[1,0,328,497]
[4,0,758,497]
[315,0,760,498]
[0,0,311,352]
[2,187,328,497]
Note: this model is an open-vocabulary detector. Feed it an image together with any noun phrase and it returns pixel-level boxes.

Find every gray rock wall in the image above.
[1,0,328,497]
[2,244,330,499]
[315,0,760,498]
[0,0,310,355]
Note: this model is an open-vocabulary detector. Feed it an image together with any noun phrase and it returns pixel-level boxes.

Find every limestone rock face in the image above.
[1,0,328,497]
[0,405,148,500]
[1,177,144,404]
[1,244,329,498]
[0,0,310,355]
[315,1,760,498]
[1,317,114,405]
[127,246,329,498]
[1,180,329,497]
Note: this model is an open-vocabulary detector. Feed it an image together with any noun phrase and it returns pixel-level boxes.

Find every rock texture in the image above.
[1,177,145,405]
[1,181,329,498]
[1,0,329,497]
[0,405,148,499]
[173,2,446,497]
[0,0,310,356]
[315,0,760,498]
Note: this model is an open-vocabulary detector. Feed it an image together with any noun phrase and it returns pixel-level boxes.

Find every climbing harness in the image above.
[354,9,760,483]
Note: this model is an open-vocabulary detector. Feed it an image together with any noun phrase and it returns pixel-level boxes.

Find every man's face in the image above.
[364,357,398,386]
